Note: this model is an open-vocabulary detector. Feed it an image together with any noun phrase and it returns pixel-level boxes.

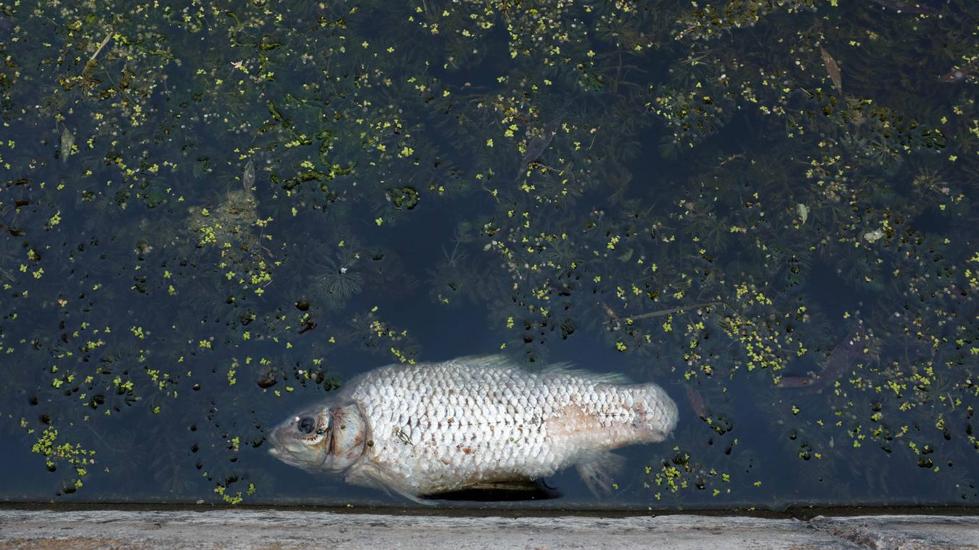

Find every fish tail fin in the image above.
[629,383,679,442]
[576,450,626,497]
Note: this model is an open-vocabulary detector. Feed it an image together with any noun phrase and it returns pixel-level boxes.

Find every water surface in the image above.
[0,0,976,509]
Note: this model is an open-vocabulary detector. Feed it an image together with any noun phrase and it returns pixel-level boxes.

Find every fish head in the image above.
[268,401,368,473]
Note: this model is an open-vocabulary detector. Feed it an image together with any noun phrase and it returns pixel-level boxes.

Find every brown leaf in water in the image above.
[685,386,709,419]
[820,46,842,93]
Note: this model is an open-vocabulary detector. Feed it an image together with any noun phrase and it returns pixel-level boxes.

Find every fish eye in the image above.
[297,416,316,434]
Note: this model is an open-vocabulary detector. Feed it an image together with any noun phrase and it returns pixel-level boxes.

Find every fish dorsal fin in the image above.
[445,354,520,371]
[447,354,631,385]
[538,363,631,385]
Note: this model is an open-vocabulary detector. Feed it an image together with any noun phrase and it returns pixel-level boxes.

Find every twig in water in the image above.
[623,302,719,321]
[82,29,114,75]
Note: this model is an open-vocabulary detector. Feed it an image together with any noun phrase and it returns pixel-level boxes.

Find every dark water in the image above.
[0,1,976,509]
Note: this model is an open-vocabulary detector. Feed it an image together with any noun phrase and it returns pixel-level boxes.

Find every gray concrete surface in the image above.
[0,509,976,549]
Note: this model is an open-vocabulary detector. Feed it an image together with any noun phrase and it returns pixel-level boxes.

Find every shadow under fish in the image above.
[422,479,561,502]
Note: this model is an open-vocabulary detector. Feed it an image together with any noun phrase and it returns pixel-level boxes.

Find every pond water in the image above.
[0,0,976,510]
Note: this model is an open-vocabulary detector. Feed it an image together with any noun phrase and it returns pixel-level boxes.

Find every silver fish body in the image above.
[269,355,678,500]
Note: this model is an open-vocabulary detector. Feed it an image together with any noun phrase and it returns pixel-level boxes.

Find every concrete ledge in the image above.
[1,510,977,549]
[810,515,979,550]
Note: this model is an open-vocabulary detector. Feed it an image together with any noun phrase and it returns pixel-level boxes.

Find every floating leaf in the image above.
[59,127,75,162]
[243,159,255,191]
[863,228,885,243]
[796,203,809,225]
[820,46,843,93]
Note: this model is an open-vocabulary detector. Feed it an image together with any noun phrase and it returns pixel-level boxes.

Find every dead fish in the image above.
[269,355,678,502]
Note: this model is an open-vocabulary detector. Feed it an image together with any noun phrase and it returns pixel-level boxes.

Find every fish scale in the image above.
[269,355,678,501]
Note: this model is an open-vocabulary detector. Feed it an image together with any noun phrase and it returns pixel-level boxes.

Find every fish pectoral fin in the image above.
[576,451,626,497]
[390,488,435,505]
[345,463,433,505]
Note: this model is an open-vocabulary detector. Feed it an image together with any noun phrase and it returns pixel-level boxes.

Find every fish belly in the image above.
[342,356,677,497]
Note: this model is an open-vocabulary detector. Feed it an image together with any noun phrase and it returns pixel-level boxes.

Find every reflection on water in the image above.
[0,0,975,508]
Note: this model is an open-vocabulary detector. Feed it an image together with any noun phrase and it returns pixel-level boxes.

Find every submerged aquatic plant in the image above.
[310,248,364,311]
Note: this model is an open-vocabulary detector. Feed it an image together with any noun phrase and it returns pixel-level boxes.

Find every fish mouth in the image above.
[326,408,340,457]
